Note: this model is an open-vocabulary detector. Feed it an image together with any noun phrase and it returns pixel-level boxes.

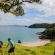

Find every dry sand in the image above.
[19,39,51,47]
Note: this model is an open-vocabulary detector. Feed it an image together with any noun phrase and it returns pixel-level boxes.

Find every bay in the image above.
[0,26,45,43]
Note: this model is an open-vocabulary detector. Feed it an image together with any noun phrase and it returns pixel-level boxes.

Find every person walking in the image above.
[0,41,4,55]
[6,38,16,55]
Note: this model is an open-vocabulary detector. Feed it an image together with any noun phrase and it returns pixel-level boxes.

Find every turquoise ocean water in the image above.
[0,26,45,43]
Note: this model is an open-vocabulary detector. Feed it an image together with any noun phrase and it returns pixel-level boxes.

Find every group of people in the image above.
[0,38,16,55]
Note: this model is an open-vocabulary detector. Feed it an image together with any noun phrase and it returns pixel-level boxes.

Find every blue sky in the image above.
[0,0,55,25]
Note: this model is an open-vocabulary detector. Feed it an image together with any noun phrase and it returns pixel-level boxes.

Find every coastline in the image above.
[19,39,51,47]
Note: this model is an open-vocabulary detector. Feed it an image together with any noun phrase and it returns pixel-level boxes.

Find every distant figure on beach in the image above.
[6,38,16,55]
[0,41,4,55]
[18,40,21,43]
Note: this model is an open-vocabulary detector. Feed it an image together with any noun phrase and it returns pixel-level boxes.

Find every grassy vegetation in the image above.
[0,42,54,55]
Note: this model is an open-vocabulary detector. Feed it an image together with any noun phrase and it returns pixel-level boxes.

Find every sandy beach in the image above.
[20,39,51,47]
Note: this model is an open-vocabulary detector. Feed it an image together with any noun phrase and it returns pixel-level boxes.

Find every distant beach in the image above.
[20,39,50,47]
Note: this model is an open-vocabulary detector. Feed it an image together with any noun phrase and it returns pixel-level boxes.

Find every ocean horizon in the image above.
[0,25,45,43]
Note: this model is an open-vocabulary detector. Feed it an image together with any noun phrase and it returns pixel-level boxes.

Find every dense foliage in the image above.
[0,0,42,16]
[30,23,55,41]
[43,23,55,41]
[28,23,51,28]
[0,42,54,55]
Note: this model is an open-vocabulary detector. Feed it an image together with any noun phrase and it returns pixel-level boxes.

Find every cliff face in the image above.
[39,23,55,41]
[28,23,51,28]
[29,23,55,41]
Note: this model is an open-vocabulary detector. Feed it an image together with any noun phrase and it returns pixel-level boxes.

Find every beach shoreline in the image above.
[19,39,51,47]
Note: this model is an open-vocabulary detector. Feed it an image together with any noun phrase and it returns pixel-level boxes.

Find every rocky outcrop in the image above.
[39,35,48,39]
[18,40,21,43]
[37,32,47,39]
[37,23,55,41]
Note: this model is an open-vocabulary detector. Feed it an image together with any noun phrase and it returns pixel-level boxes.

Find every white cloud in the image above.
[0,0,55,25]
[8,18,55,25]
[0,10,16,25]
[0,10,55,25]
[0,11,15,20]
[23,0,55,17]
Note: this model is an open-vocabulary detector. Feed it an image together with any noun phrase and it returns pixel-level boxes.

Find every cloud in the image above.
[9,18,55,25]
[0,10,16,25]
[0,0,55,25]
[0,10,55,25]
[0,10,15,20]
[23,0,55,17]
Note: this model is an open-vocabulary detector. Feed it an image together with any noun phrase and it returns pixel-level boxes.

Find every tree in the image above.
[0,0,42,16]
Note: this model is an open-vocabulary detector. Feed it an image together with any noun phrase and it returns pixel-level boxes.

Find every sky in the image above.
[0,0,55,26]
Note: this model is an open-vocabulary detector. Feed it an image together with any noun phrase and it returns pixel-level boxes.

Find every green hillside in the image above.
[28,23,51,28]
[44,23,55,40]
[0,42,54,55]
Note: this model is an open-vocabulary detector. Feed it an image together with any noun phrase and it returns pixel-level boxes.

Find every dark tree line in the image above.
[28,23,51,28]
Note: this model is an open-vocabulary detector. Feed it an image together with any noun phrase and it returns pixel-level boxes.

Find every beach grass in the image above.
[0,41,54,55]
